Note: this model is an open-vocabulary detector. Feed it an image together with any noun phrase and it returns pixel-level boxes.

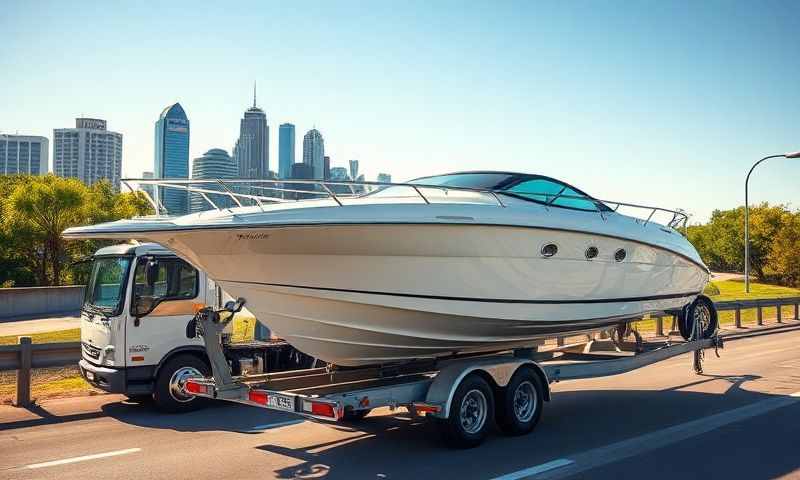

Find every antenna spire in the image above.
[253,81,257,108]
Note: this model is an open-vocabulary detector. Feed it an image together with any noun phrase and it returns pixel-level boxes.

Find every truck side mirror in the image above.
[146,260,159,287]
[224,297,246,314]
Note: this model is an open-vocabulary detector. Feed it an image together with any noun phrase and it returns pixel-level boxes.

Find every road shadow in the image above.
[243,376,800,480]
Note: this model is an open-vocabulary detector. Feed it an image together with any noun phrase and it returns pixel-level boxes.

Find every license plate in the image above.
[266,394,294,411]
[85,371,95,381]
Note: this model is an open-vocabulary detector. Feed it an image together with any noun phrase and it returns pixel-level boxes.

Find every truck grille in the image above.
[82,342,101,360]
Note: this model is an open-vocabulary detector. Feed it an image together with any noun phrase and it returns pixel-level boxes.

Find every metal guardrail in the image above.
[1,296,798,407]
[0,338,81,407]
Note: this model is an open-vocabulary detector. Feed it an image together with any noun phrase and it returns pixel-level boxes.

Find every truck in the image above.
[78,242,312,412]
[183,296,722,448]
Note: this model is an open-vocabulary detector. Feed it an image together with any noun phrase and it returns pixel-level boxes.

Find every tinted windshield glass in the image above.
[410,173,514,190]
[85,257,131,314]
[505,178,605,211]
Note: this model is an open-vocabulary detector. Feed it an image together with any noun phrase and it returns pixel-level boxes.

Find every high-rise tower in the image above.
[235,84,269,178]
[54,118,122,188]
[302,129,324,180]
[154,103,190,214]
[278,123,295,179]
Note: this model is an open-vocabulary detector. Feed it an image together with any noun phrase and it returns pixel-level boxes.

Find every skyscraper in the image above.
[377,173,392,183]
[349,159,359,182]
[154,103,190,215]
[236,85,269,178]
[190,148,237,212]
[323,155,330,180]
[278,123,295,179]
[0,134,48,176]
[54,118,122,188]
[302,129,324,180]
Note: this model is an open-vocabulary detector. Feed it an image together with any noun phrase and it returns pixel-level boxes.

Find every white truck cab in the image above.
[78,242,309,412]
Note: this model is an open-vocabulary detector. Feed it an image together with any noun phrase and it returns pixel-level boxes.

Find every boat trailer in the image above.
[183,299,723,448]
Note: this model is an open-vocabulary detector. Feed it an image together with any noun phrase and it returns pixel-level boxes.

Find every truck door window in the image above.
[134,258,198,302]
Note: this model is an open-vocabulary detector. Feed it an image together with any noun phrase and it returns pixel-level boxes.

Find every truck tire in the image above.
[153,354,210,413]
[437,374,494,449]
[496,366,544,436]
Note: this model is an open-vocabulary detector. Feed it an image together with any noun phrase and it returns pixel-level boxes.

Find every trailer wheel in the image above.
[678,296,718,340]
[153,354,210,413]
[437,374,494,449]
[496,367,544,436]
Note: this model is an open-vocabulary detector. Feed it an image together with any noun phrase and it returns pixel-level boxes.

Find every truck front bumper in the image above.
[78,359,153,396]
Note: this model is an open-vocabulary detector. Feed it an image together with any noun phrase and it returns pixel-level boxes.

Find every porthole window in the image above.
[541,243,558,258]
[614,248,627,262]
[585,246,598,260]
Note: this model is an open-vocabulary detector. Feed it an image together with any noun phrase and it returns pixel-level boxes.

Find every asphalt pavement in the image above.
[0,314,80,336]
[1,327,800,480]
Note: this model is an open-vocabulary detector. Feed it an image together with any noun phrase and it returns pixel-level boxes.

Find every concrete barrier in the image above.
[0,286,85,319]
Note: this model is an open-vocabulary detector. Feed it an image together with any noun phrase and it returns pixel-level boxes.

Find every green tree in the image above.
[2,175,89,285]
[766,212,800,287]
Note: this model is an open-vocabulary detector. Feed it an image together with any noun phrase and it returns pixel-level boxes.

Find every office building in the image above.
[0,134,48,176]
[302,129,324,179]
[323,156,330,180]
[154,103,190,215]
[349,159,359,182]
[235,87,269,178]
[278,123,295,179]
[377,173,392,183]
[290,162,315,200]
[54,118,122,188]
[190,148,237,212]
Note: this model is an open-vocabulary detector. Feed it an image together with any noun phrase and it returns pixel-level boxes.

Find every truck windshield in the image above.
[84,257,132,315]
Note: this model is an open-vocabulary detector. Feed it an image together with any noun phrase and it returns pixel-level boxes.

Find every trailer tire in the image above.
[678,296,718,340]
[153,354,210,413]
[437,374,494,449]
[496,366,544,436]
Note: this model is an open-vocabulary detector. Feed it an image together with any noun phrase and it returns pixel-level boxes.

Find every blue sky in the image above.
[2,0,799,222]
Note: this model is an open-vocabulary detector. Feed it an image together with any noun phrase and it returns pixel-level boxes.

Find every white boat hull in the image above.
[148,223,707,366]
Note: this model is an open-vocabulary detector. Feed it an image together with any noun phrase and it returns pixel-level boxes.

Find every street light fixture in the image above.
[744,151,800,293]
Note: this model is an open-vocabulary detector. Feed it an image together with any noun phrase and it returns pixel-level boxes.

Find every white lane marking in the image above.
[25,448,141,469]
[245,419,305,432]
[493,389,800,480]
[489,459,574,480]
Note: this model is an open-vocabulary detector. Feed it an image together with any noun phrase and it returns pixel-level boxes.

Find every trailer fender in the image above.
[424,357,550,419]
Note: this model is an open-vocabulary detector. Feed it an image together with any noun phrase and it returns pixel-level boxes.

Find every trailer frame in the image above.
[183,304,723,447]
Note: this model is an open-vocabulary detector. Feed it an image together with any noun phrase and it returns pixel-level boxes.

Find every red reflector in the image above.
[249,390,268,405]
[185,381,207,395]
[131,356,144,362]
[413,403,441,414]
[311,402,335,418]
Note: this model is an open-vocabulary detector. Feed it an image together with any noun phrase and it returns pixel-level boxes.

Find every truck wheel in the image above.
[153,354,210,413]
[437,374,494,449]
[496,367,544,436]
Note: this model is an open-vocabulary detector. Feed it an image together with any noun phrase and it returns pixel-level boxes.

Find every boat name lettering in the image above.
[236,233,270,240]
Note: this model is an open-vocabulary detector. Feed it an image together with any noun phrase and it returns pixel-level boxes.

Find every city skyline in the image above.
[4,1,800,222]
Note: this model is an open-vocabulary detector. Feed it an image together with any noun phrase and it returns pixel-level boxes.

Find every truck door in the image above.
[126,256,204,367]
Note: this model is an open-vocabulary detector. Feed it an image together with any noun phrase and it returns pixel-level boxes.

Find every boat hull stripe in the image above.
[220,279,700,305]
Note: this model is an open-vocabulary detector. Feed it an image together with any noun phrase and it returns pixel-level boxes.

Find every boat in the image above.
[62,171,710,366]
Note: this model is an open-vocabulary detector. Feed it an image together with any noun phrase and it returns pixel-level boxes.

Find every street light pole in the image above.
[744,151,800,293]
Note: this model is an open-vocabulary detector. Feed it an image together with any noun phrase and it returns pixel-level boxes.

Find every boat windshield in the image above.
[84,256,132,316]
[410,172,611,212]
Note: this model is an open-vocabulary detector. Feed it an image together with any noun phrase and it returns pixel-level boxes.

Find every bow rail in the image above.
[121,178,689,231]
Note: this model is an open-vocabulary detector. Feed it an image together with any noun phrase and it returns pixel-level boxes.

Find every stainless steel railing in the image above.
[120,177,690,230]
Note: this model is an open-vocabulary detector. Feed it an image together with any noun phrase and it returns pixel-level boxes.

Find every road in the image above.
[0,314,80,336]
[1,328,800,480]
